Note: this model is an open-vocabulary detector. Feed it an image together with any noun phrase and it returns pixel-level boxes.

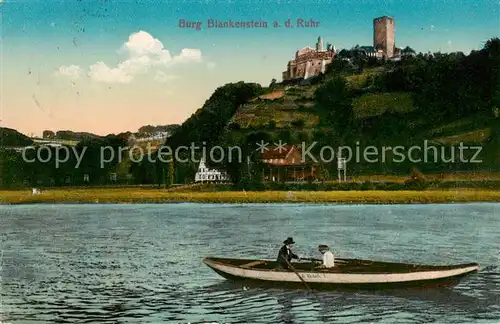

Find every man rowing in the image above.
[277,237,299,269]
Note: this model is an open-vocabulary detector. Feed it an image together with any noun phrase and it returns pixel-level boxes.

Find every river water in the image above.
[0,203,498,323]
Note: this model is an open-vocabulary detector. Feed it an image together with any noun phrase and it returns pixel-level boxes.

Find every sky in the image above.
[1,0,499,136]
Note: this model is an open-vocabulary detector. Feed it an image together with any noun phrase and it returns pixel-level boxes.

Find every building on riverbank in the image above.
[194,157,230,183]
[260,145,316,182]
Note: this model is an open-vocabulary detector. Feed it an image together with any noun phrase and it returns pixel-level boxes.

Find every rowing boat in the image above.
[203,256,479,290]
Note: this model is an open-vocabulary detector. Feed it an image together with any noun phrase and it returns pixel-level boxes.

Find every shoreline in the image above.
[1,188,500,205]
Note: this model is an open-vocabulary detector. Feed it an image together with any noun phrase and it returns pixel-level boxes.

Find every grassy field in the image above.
[346,67,384,89]
[1,188,500,205]
[231,79,416,128]
[352,171,500,183]
[352,92,414,118]
[433,128,491,145]
[232,101,319,128]
[234,91,416,127]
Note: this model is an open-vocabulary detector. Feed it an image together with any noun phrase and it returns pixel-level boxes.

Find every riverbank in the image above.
[1,188,500,205]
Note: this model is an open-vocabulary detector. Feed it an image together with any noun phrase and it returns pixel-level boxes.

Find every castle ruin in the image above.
[282,16,398,82]
[281,36,336,82]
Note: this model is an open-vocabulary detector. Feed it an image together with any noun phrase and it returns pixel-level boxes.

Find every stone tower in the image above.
[373,16,395,58]
[316,36,323,51]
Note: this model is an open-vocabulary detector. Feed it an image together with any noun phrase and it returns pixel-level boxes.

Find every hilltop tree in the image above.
[336,49,351,60]
[42,130,55,139]
[267,120,276,130]
[138,125,156,135]
[484,38,500,111]
[401,46,416,55]
[372,37,500,121]
[314,76,354,139]
[269,78,277,89]
[325,58,355,75]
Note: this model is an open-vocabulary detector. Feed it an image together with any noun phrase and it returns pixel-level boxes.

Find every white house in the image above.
[131,131,171,143]
[194,157,230,183]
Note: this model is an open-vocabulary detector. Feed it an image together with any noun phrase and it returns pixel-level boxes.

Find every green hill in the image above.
[0,127,33,147]
[217,38,500,182]
[127,37,500,186]
[2,38,498,188]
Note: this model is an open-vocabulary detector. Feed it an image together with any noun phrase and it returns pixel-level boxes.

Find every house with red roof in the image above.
[260,145,316,182]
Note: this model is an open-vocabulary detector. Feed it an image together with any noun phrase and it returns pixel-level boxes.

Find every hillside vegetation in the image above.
[0,127,33,147]
[206,38,500,186]
[0,38,499,188]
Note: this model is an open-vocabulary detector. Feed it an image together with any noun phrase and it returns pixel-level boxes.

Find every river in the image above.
[0,203,498,323]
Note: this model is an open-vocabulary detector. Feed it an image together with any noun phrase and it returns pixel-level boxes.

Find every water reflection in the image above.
[0,203,499,323]
[200,271,499,323]
[276,293,295,324]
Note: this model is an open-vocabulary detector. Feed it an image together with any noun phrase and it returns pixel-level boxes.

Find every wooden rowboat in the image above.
[203,257,479,290]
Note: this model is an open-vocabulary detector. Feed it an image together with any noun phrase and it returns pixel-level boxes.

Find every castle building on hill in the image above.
[282,36,336,81]
[281,16,400,81]
[354,16,398,59]
[374,16,395,58]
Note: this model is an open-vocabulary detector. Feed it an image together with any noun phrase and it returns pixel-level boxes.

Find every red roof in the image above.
[261,145,298,160]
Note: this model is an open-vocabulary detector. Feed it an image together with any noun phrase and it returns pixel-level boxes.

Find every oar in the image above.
[300,257,321,262]
[300,257,348,264]
[284,258,312,292]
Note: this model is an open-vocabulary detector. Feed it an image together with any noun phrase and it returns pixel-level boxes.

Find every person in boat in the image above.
[277,237,299,269]
[317,244,335,268]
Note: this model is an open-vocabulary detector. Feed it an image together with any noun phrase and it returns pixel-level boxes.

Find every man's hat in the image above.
[318,244,329,250]
[283,237,295,245]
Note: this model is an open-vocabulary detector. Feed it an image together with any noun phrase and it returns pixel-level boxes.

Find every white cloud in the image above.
[56,65,82,80]
[173,48,202,63]
[118,55,153,75]
[207,62,216,69]
[88,62,133,83]
[154,71,178,83]
[122,31,165,56]
[56,31,202,84]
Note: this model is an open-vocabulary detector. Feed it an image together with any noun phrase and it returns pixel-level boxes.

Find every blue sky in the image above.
[1,0,499,135]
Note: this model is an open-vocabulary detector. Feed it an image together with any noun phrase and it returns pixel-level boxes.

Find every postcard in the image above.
[0,0,499,323]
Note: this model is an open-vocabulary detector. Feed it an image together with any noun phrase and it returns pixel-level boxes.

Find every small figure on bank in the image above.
[277,237,299,269]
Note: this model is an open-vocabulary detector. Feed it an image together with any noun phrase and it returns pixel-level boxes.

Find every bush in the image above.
[294,96,311,103]
[360,180,375,190]
[291,119,305,128]
[404,168,429,190]
[375,182,405,191]
[267,120,277,130]
[227,122,241,130]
